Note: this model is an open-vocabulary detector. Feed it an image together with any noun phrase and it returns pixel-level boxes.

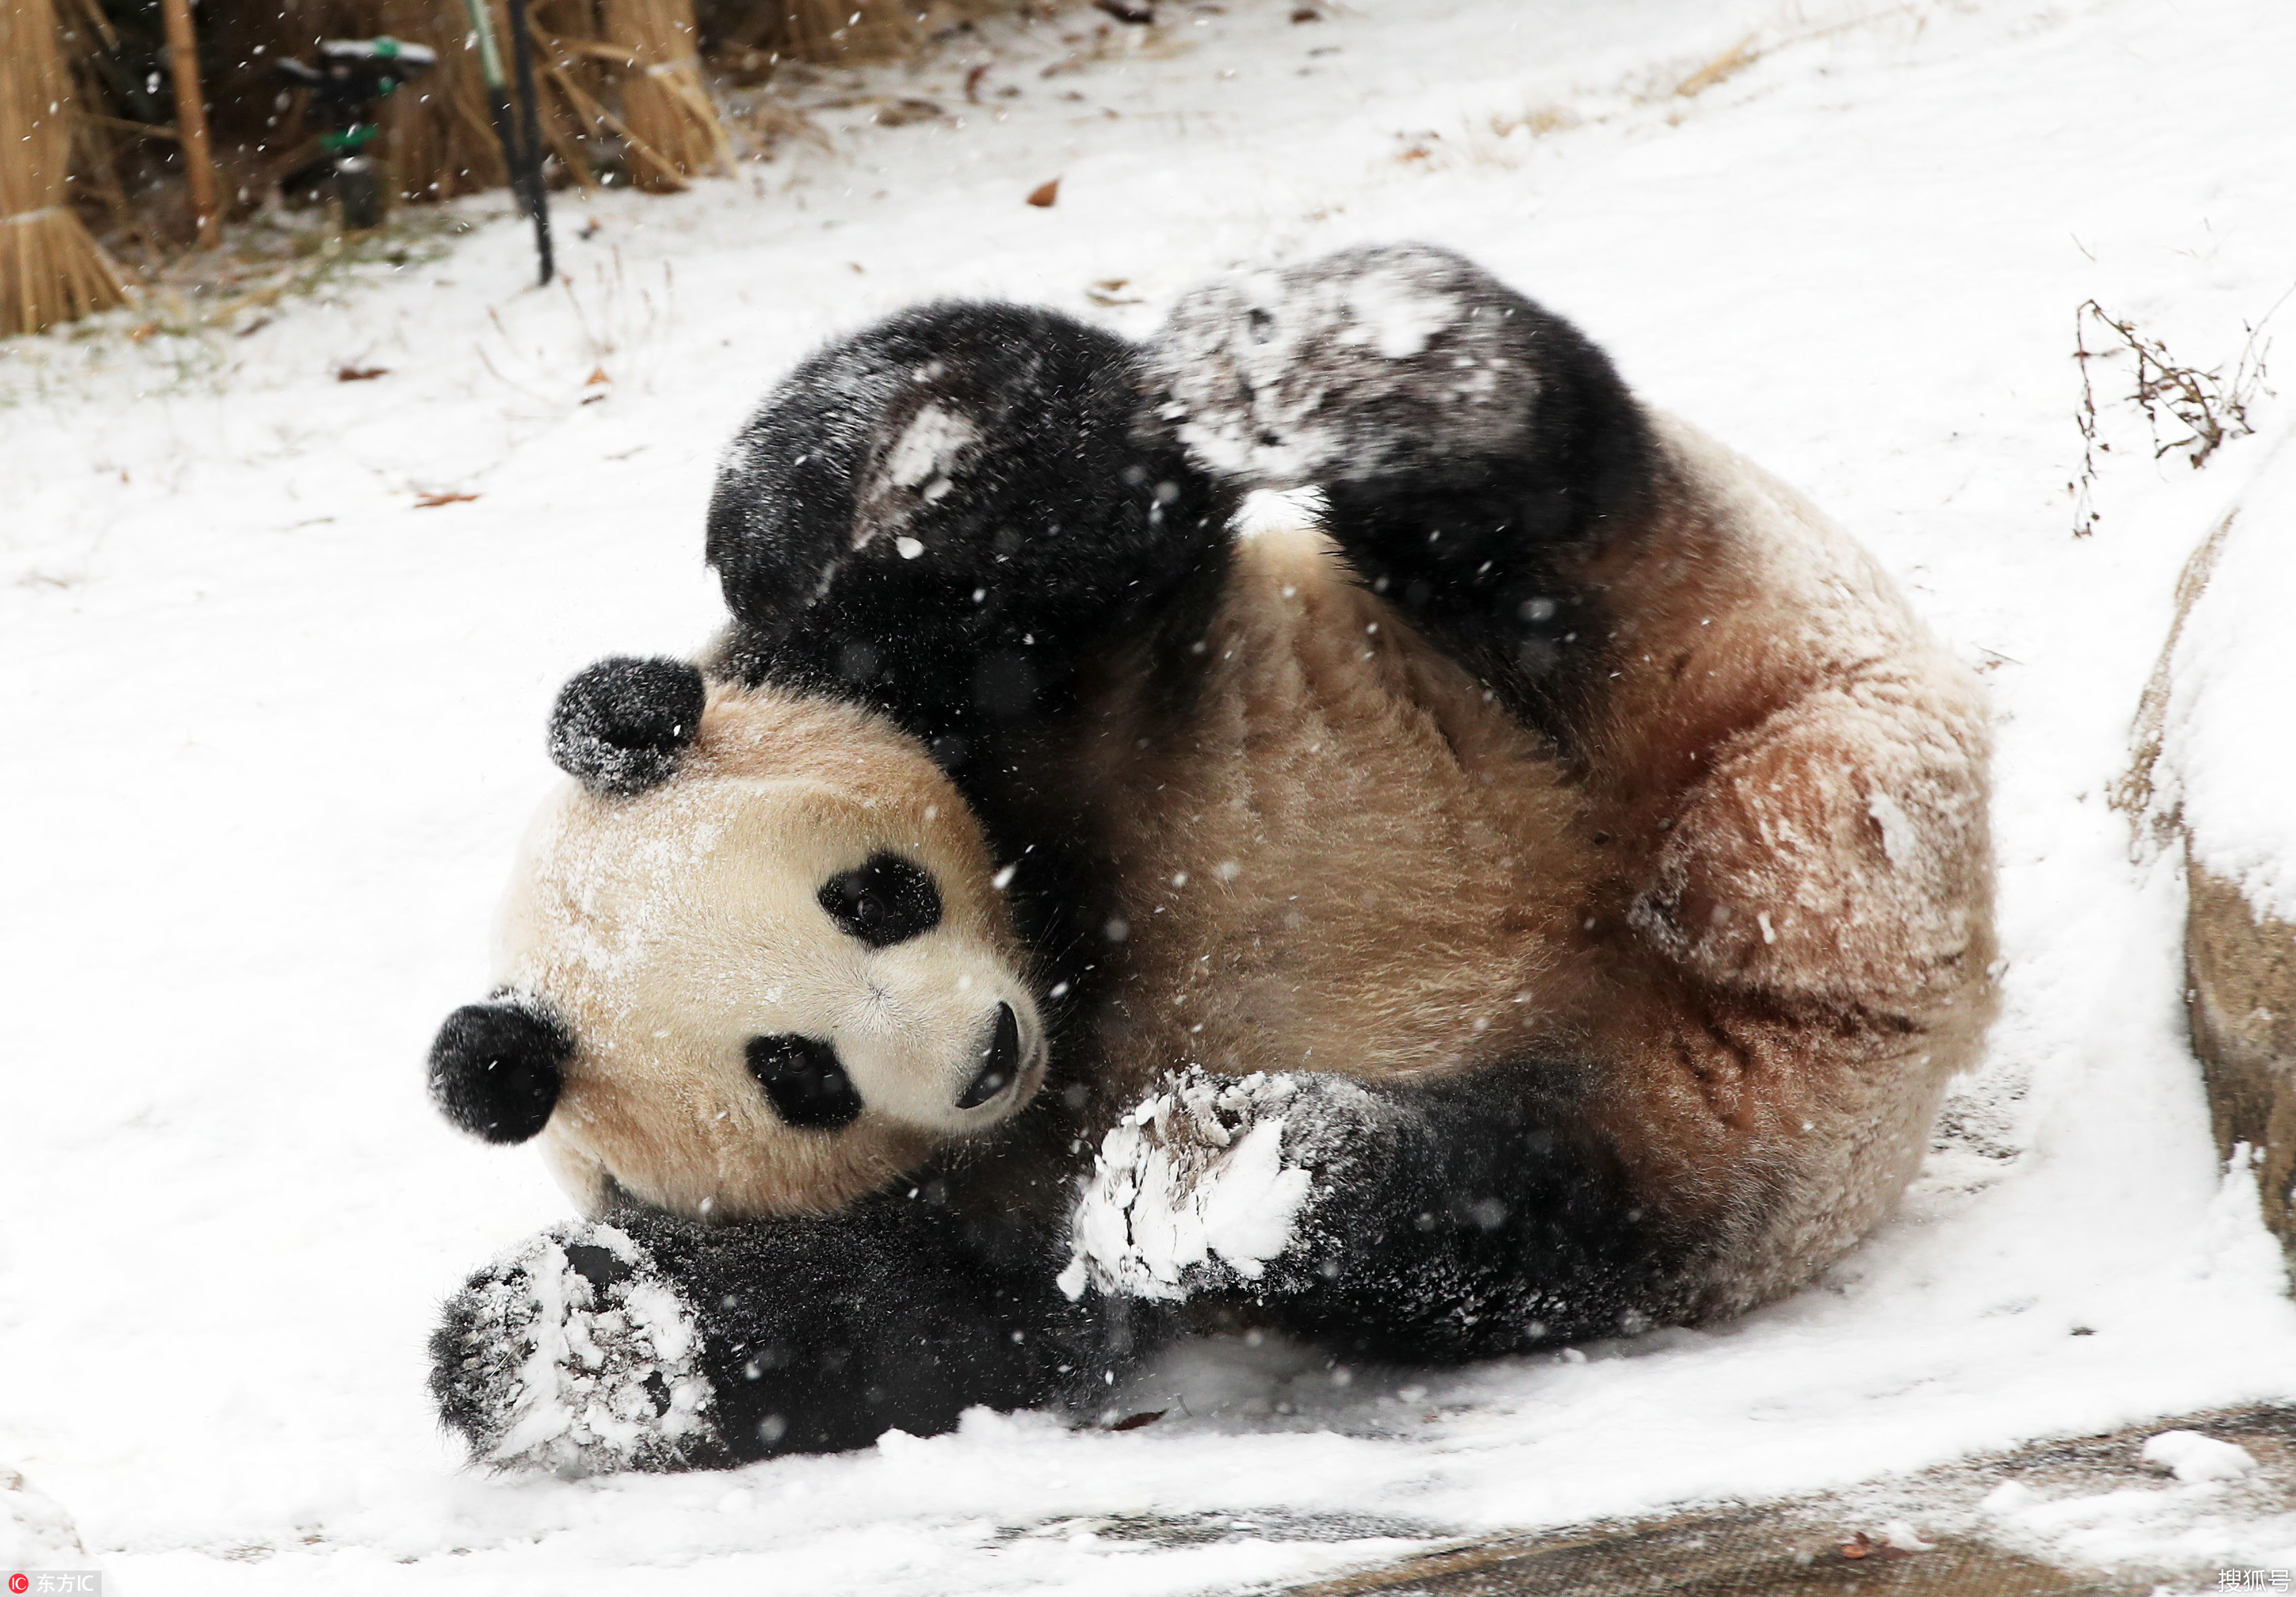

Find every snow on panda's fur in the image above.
[486,679,1051,1222]
[426,245,1995,1474]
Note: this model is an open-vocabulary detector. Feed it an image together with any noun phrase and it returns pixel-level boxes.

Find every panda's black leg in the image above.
[1066,1067,1677,1363]
[702,303,1236,771]
[431,1198,1140,1472]
[1149,244,1659,744]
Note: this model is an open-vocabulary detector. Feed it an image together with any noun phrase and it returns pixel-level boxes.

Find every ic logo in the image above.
[9,1573,28,1594]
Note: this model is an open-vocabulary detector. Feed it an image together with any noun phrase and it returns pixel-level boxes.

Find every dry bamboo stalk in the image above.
[68,0,879,226]
[156,0,220,246]
[600,0,731,191]
[719,0,914,64]
[528,36,680,188]
[59,0,113,49]
[375,0,511,200]
[1,0,128,335]
[364,0,727,202]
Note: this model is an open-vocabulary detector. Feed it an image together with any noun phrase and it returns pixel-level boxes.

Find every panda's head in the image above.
[427,658,1048,1220]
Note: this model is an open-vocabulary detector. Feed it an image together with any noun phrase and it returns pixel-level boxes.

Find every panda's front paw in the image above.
[1061,1069,1376,1303]
[431,1220,726,1475]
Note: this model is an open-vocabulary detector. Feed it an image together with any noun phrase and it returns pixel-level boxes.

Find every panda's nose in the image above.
[956,1003,1021,1109]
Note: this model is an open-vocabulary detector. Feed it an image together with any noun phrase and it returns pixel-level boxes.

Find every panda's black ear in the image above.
[547,656,708,796]
[427,1000,572,1145]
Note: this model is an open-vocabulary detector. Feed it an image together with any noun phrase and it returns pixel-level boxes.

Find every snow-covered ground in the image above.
[5,0,2295,1590]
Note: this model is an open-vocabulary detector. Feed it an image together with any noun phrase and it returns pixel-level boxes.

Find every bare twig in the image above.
[2070,297,2277,536]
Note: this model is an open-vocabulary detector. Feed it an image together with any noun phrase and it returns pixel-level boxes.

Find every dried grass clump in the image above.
[3,0,128,334]
[58,0,1019,253]
[366,0,734,199]
[604,0,735,188]
[517,0,731,194]
[373,0,517,201]
[2070,297,2278,537]
[150,0,732,208]
[702,0,918,67]
[1672,35,1760,99]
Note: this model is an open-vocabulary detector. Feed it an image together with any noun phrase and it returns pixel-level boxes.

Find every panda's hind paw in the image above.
[1062,1068,1376,1304]
[1149,244,1530,490]
[430,1220,725,1476]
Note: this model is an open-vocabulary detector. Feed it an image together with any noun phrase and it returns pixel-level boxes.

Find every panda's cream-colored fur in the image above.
[496,412,1993,1317]
[1049,413,1993,1315]
[496,692,1047,1220]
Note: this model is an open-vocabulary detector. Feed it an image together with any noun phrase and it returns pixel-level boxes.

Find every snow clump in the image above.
[1063,1070,1325,1302]
[2140,1430,2258,1483]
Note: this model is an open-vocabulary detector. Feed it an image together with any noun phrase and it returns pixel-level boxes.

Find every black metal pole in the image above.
[485,84,525,213]
[505,0,553,286]
[459,0,550,285]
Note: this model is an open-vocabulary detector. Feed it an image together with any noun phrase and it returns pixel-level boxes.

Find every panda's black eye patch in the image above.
[746,1034,863,1130]
[817,853,941,947]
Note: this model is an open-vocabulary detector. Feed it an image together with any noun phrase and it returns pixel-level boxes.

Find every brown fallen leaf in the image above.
[1027,177,1061,208]
[338,365,389,382]
[964,63,989,103]
[874,97,943,127]
[1095,0,1154,20]
[414,491,480,509]
[1837,1532,1917,1562]
[1086,279,1144,307]
[1108,1410,1165,1432]
[584,365,610,387]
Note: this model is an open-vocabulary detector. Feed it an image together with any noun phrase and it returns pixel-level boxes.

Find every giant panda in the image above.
[425,244,1997,1474]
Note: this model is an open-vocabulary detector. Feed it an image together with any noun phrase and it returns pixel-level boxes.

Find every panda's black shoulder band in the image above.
[428,997,572,1145]
[548,656,707,796]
